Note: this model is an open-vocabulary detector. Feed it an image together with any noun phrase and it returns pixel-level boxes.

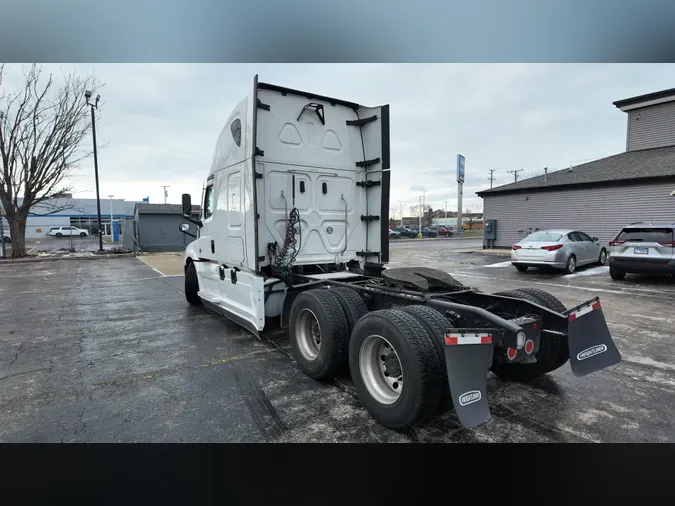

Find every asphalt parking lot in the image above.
[1,239,674,442]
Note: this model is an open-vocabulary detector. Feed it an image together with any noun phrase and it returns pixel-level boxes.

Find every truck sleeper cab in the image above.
[179,76,622,431]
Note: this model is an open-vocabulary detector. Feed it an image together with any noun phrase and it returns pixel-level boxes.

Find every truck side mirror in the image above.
[182,193,192,217]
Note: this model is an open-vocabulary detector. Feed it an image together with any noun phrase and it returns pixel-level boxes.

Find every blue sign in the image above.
[457,154,465,183]
[112,221,120,242]
[142,197,149,203]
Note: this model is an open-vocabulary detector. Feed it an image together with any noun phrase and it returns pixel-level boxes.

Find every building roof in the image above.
[135,203,183,215]
[476,145,675,197]
[613,87,675,110]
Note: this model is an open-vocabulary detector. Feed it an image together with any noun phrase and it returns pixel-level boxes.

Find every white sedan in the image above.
[511,229,608,274]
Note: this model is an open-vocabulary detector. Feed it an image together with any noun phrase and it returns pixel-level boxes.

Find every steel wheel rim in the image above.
[600,250,607,264]
[359,334,403,405]
[568,256,576,272]
[296,308,322,361]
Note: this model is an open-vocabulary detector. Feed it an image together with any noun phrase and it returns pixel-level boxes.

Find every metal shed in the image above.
[133,203,199,252]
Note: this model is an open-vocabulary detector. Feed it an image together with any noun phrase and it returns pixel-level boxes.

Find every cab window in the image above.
[203,184,215,219]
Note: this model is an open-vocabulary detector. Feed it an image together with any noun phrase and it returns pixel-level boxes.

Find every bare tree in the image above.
[0,64,100,257]
[463,202,483,229]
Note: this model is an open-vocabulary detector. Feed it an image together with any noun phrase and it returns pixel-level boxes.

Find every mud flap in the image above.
[443,331,494,428]
[566,299,621,377]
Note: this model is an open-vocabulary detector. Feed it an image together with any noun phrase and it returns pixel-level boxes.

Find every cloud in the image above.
[2,63,675,207]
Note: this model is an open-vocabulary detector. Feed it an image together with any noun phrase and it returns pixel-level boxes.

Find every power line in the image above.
[506,169,523,182]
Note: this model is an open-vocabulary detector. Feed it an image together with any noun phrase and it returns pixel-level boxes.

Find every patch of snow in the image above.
[566,266,609,278]
[484,260,513,268]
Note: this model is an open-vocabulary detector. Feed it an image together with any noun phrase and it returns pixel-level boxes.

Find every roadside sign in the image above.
[457,154,465,183]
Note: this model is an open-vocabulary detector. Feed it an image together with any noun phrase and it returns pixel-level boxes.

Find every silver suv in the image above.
[608,221,675,280]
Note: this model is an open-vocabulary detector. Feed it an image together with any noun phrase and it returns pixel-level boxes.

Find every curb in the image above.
[0,252,136,264]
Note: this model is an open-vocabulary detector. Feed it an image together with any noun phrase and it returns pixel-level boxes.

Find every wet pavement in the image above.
[1,240,673,442]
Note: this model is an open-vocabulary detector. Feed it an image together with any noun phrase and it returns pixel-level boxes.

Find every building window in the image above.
[203,184,215,219]
[230,118,241,147]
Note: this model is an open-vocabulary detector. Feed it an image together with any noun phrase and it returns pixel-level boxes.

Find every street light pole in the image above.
[85,90,103,252]
[108,194,114,231]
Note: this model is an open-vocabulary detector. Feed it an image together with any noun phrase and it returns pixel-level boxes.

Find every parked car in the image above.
[1,231,10,244]
[436,226,454,237]
[608,221,675,280]
[511,229,607,274]
[409,227,438,238]
[48,226,89,238]
[393,227,417,238]
[388,228,401,239]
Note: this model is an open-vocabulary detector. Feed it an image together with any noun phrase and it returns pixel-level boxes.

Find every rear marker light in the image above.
[513,245,522,250]
[609,240,625,246]
[506,348,517,360]
[658,242,675,246]
[524,340,534,354]
[541,244,563,251]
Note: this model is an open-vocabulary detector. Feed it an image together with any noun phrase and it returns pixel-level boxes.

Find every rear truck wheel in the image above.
[349,309,443,430]
[515,264,528,272]
[596,248,608,266]
[289,289,350,380]
[328,287,369,334]
[184,261,202,306]
[610,268,625,280]
[490,289,568,382]
[563,254,576,274]
[400,305,454,415]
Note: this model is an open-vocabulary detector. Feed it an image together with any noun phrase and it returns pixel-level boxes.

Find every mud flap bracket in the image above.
[443,330,495,428]
[565,298,621,376]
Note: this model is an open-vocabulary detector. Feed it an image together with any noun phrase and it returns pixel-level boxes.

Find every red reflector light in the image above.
[568,313,576,322]
[524,340,534,354]
[506,348,517,360]
[592,301,601,310]
[513,245,522,250]
[609,240,624,246]
[444,337,458,345]
[541,244,563,251]
[481,336,492,344]
[658,242,675,246]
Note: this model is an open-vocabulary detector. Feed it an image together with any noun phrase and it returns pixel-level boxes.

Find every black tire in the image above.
[80,232,87,237]
[596,248,608,266]
[515,264,529,272]
[184,261,202,306]
[563,254,577,274]
[289,289,350,380]
[2,236,9,244]
[510,287,569,371]
[610,267,625,280]
[329,287,369,334]
[349,309,443,430]
[400,305,453,415]
[490,289,568,382]
[55,233,62,238]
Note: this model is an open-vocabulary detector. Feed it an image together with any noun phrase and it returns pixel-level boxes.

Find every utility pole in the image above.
[444,200,449,219]
[162,186,170,204]
[507,169,523,183]
[398,200,403,226]
[488,169,496,188]
[85,90,104,252]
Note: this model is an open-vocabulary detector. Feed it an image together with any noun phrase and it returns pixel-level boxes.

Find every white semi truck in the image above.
[179,76,622,430]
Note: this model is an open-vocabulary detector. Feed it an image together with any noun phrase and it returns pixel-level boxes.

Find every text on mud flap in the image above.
[576,344,608,361]
[458,390,482,406]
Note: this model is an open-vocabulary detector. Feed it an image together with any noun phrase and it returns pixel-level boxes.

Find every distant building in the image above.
[477,87,675,248]
[1,197,140,239]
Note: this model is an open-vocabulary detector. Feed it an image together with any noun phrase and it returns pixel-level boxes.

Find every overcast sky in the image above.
[3,64,675,214]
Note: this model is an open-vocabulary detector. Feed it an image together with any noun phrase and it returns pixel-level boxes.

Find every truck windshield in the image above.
[522,232,562,242]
